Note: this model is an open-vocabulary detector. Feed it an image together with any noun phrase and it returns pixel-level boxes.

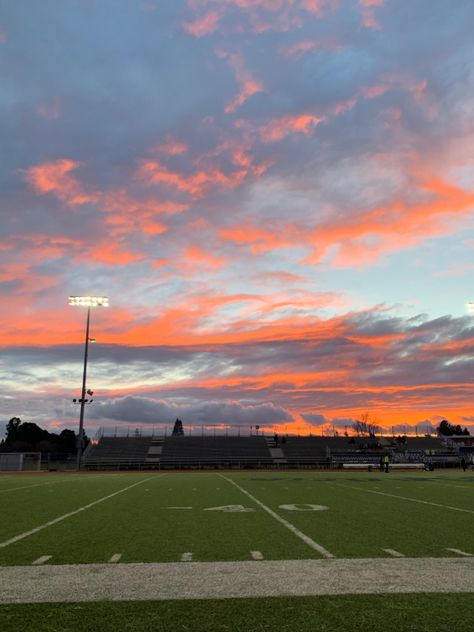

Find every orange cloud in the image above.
[23,159,97,206]
[137,158,254,197]
[307,166,474,267]
[259,113,323,142]
[182,245,227,269]
[217,51,264,113]
[23,159,188,239]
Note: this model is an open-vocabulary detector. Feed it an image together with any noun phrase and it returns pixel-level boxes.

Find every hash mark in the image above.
[32,555,52,565]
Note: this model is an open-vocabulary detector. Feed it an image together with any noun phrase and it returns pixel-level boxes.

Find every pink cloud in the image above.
[217,50,264,113]
[259,113,323,142]
[23,159,97,206]
[361,84,387,99]
[154,139,188,155]
[183,11,221,37]
[359,0,384,29]
[279,38,342,58]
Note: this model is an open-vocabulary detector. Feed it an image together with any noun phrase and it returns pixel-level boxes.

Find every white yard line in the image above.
[382,548,405,557]
[335,483,474,515]
[0,482,58,494]
[219,474,334,558]
[0,477,156,550]
[108,553,122,563]
[1,558,474,603]
[32,555,52,565]
[446,548,472,557]
[181,552,193,562]
[251,550,264,560]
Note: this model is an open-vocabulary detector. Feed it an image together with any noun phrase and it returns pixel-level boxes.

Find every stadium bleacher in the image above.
[85,437,152,468]
[83,433,461,470]
[159,436,273,468]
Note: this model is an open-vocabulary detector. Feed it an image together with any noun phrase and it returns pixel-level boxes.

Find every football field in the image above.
[1,470,474,631]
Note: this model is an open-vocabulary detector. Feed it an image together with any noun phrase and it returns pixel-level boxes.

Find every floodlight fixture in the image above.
[68,295,109,307]
[68,295,109,470]
[468,302,474,315]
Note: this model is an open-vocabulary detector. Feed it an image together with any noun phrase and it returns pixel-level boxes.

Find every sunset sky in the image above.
[1,0,474,438]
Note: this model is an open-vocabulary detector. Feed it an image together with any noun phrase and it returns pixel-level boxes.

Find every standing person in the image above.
[383,454,390,473]
[461,457,467,472]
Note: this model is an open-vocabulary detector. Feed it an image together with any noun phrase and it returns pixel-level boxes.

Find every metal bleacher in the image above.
[159,436,273,468]
[85,436,152,469]
[83,433,461,470]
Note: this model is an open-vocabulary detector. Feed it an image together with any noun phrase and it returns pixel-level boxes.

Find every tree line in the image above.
[0,417,87,454]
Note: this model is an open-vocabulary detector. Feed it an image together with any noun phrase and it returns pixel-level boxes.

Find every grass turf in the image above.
[2,594,474,632]
[1,470,474,564]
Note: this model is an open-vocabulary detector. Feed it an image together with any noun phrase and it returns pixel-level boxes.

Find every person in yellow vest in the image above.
[383,454,390,473]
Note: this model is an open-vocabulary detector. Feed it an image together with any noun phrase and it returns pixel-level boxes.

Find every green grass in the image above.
[1,470,474,564]
[2,470,474,631]
[3,594,474,632]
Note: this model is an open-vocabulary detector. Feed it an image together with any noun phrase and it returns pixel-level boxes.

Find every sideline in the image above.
[0,557,473,603]
[0,476,157,549]
[219,474,333,558]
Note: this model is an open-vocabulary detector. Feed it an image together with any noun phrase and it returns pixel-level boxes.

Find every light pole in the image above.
[68,295,109,470]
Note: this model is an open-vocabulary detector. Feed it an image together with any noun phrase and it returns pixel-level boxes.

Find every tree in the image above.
[172,418,184,436]
[5,417,22,443]
[2,418,79,454]
[352,412,381,437]
[436,419,469,436]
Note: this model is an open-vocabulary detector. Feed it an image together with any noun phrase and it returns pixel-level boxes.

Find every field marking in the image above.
[32,555,52,565]
[181,552,193,562]
[447,548,472,557]
[382,548,405,557]
[0,477,156,550]
[0,482,57,494]
[163,506,193,510]
[108,553,122,563]
[335,483,474,515]
[1,558,474,603]
[219,474,334,558]
[251,550,264,560]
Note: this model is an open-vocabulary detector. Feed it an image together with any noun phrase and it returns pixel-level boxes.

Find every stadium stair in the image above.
[145,436,164,465]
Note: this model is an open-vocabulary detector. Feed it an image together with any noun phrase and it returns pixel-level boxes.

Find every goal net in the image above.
[0,452,41,472]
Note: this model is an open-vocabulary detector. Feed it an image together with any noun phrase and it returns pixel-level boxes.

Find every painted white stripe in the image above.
[181,552,193,562]
[0,482,58,494]
[32,555,52,565]
[163,506,193,510]
[335,483,474,515]
[2,558,474,604]
[447,548,472,557]
[0,474,123,494]
[251,550,264,560]
[0,477,155,550]
[219,474,334,558]
[382,548,405,557]
[108,553,122,563]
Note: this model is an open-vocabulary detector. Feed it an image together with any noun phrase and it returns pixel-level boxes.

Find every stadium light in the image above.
[468,302,474,315]
[68,295,109,470]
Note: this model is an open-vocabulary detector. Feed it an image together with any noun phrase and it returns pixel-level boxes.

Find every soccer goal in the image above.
[0,452,41,472]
